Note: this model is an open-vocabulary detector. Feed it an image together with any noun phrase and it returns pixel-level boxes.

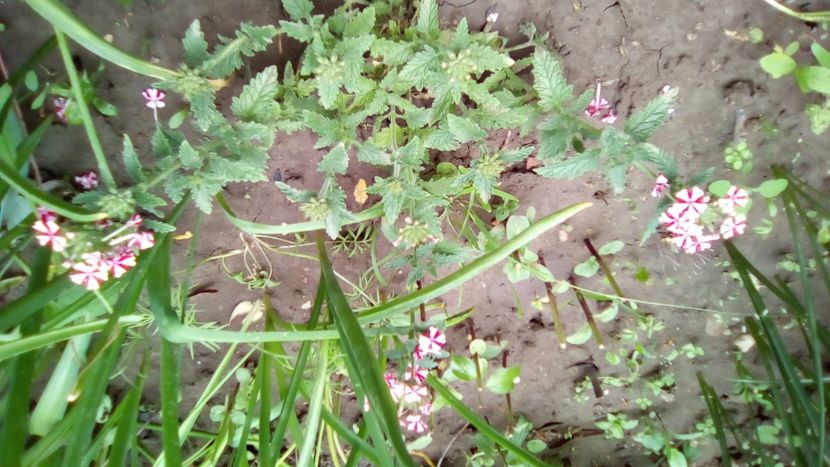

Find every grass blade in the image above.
[108,352,150,466]
[297,340,329,467]
[24,0,179,79]
[426,374,550,467]
[317,233,416,466]
[696,373,732,467]
[0,247,50,465]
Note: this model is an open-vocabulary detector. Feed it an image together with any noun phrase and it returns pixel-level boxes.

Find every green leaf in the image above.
[317,70,342,110]
[282,0,313,21]
[625,87,678,142]
[467,44,514,73]
[708,180,731,197]
[357,143,390,165]
[279,20,313,42]
[574,257,600,278]
[811,42,830,68]
[319,144,349,175]
[532,48,572,110]
[121,134,145,183]
[202,23,278,78]
[535,153,599,180]
[448,114,486,143]
[168,108,188,129]
[802,66,830,94]
[400,46,439,89]
[758,178,788,198]
[417,0,439,37]
[526,439,546,454]
[449,354,477,381]
[598,240,624,255]
[469,339,486,355]
[485,366,521,395]
[24,71,38,91]
[666,448,688,467]
[177,140,201,169]
[371,39,413,66]
[142,218,176,233]
[231,65,279,120]
[183,20,209,67]
[566,324,593,345]
[760,52,797,79]
[423,124,459,151]
[304,111,341,147]
[344,7,375,37]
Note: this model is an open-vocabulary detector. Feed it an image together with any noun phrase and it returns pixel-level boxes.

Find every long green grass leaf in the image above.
[696,373,732,467]
[0,274,71,332]
[427,374,550,467]
[0,248,50,465]
[318,233,415,466]
[297,340,329,467]
[24,0,179,79]
[108,352,150,466]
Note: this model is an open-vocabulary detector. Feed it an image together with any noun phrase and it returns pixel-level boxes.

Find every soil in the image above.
[2,0,829,465]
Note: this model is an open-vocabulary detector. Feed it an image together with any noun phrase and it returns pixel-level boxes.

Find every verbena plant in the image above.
[0,0,692,465]
[698,168,829,466]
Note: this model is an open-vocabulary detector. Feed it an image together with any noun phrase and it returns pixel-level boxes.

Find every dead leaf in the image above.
[354,178,368,204]
[230,299,263,323]
[173,231,193,241]
[526,156,542,170]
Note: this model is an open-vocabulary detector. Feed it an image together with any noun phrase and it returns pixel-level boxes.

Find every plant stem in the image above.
[537,254,566,349]
[503,350,514,426]
[54,30,116,189]
[568,275,605,349]
[467,319,484,409]
[583,239,626,299]
[416,280,426,321]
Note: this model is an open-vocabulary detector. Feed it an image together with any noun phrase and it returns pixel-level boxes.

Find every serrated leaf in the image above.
[121,134,145,183]
[448,114,486,143]
[357,143,390,165]
[319,144,349,174]
[282,0,313,21]
[423,124,459,151]
[133,191,167,216]
[279,20,314,42]
[142,218,176,233]
[606,164,628,193]
[417,0,439,37]
[467,44,514,73]
[500,146,534,164]
[532,48,572,110]
[275,181,315,203]
[397,136,424,166]
[183,20,209,67]
[371,39,414,66]
[304,111,341,147]
[400,46,439,89]
[344,7,375,36]
[485,366,521,395]
[625,87,678,142]
[316,71,342,110]
[177,140,201,169]
[566,324,593,345]
[535,153,599,180]
[203,23,278,78]
[231,66,279,120]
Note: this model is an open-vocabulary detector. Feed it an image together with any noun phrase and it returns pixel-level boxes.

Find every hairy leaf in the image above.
[532,48,572,110]
[182,20,209,67]
[448,114,486,143]
[625,87,678,142]
[231,66,279,121]
[282,0,313,21]
[535,152,600,180]
[121,134,145,183]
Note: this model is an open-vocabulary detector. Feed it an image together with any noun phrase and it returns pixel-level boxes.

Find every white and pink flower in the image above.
[37,207,58,224]
[720,214,747,240]
[126,213,143,228]
[416,326,446,358]
[32,219,67,252]
[585,83,617,124]
[126,231,155,250]
[142,88,166,109]
[74,171,99,190]
[108,250,137,278]
[718,186,749,215]
[53,97,69,123]
[404,413,428,434]
[402,383,429,404]
[69,261,109,290]
[404,364,427,384]
[651,173,670,198]
[674,186,710,217]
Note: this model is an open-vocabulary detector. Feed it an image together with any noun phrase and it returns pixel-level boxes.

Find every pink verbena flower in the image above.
[720,214,747,240]
[37,207,58,223]
[53,97,69,123]
[674,186,709,217]
[682,232,718,254]
[74,171,99,190]
[404,413,428,434]
[670,222,704,251]
[402,383,429,404]
[717,186,749,215]
[69,261,109,290]
[404,364,427,385]
[419,402,433,416]
[601,110,617,124]
[415,326,446,358]
[659,204,694,234]
[108,249,137,278]
[32,219,67,252]
[142,88,166,109]
[126,231,155,250]
[126,214,143,228]
[651,173,670,198]
[385,373,405,403]
[585,83,611,118]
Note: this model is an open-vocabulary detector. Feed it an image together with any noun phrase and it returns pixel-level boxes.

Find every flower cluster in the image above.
[657,181,749,254]
[32,204,155,290]
[585,82,617,124]
[74,171,99,190]
[375,326,446,434]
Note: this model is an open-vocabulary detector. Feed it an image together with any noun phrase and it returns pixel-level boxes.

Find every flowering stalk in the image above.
[569,275,605,349]
[467,320,484,409]
[537,254,566,349]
